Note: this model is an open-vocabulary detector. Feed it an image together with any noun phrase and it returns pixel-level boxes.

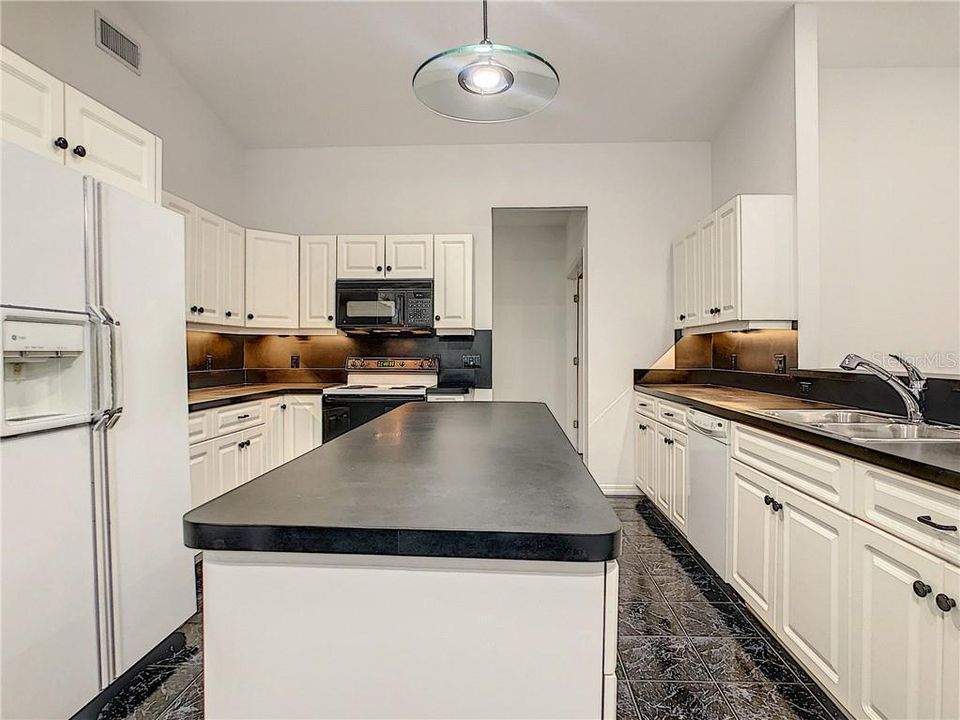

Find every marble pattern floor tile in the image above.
[651,569,733,603]
[619,568,669,602]
[719,683,840,720]
[691,637,804,684]
[619,602,684,636]
[672,603,761,638]
[630,682,737,720]
[619,635,713,682]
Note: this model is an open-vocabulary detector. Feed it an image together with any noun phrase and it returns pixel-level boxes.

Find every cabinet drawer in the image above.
[657,400,686,431]
[213,401,265,437]
[854,462,960,564]
[633,392,657,419]
[731,424,854,512]
[187,410,212,445]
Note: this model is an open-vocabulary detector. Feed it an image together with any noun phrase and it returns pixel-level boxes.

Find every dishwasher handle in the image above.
[686,412,729,442]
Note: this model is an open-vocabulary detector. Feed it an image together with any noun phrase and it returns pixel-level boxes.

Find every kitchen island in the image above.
[184,402,621,719]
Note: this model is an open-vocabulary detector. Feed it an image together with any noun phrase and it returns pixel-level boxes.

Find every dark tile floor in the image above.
[611,495,845,720]
[106,497,846,720]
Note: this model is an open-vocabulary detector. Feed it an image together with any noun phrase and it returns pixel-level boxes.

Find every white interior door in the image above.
[64,86,156,203]
[0,427,101,719]
[97,184,195,678]
[245,229,299,328]
[385,234,434,279]
[221,221,245,326]
[716,197,741,322]
[0,47,65,162]
[729,460,779,626]
[300,235,337,329]
[1,142,87,311]
[851,521,944,720]
[337,235,385,279]
[777,484,852,707]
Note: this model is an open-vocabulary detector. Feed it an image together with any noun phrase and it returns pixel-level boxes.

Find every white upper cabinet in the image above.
[337,235,385,279]
[1,46,65,162]
[671,237,686,329]
[195,210,224,323]
[385,234,434,279]
[300,235,337,330]
[221,221,245,326]
[63,86,158,203]
[245,230,299,328]
[434,234,474,333]
[2,47,161,201]
[161,192,200,320]
[677,195,794,333]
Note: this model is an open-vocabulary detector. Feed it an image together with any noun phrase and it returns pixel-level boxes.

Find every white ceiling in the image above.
[125,1,792,149]
[818,2,959,69]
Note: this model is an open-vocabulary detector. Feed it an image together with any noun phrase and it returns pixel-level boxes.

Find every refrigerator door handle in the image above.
[100,307,124,420]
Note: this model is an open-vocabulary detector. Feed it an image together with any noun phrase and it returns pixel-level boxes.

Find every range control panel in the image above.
[345,356,440,371]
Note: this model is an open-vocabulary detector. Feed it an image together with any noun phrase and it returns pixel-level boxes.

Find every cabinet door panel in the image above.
[699,213,719,321]
[213,433,244,497]
[434,234,474,330]
[851,520,943,720]
[0,47,65,162]
[337,235,384,279]
[942,563,959,720]
[161,192,200,319]
[195,210,223,323]
[245,230,299,328]
[385,234,433,279]
[243,427,267,484]
[264,396,286,472]
[188,440,215,509]
[716,197,741,322]
[778,485,852,707]
[300,235,337,329]
[221,221,245,326]
[634,418,655,496]
[64,85,156,202]
[729,460,778,626]
[682,227,701,326]
[672,238,686,329]
[670,431,688,535]
[286,395,323,460]
[654,423,672,514]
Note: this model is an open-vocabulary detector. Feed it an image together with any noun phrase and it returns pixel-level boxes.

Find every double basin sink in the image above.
[756,408,960,443]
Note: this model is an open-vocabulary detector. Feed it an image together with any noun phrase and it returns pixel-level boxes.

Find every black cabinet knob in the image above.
[327,315,334,321]
[72,145,86,158]
[913,580,932,598]
[247,313,254,320]
[280,404,287,410]
[771,500,783,512]
[237,441,244,449]
[376,266,383,272]
[54,136,69,149]
[225,311,232,317]
[764,495,774,505]
[190,305,198,313]
[936,593,957,612]
[435,315,441,321]
[679,314,686,321]
[386,265,392,272]
[197,307,205,314]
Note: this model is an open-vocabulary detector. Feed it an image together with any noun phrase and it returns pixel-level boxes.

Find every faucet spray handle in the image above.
[888,354,927,392]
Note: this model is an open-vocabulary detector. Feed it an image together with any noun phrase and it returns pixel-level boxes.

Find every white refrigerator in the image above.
[0,142,195,719]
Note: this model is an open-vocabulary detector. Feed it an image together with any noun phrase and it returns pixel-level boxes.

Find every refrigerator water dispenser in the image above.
[1,309,92,436]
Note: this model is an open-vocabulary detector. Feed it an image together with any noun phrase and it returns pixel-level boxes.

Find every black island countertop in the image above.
[636,383,960,492]
[183,402,621,562]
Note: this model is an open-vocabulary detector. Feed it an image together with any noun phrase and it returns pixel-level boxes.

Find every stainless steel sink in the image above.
[809,423,960,442]
[757,409,895,424]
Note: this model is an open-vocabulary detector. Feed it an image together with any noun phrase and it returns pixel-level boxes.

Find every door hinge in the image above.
[573,293,580,303]
[572,356,579,366]
[573,420,579,429]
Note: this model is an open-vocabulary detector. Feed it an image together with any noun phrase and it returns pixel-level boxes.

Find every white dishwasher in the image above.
[685,408,731,582]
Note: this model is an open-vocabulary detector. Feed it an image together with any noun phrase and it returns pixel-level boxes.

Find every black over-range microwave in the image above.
[335,280,434,332]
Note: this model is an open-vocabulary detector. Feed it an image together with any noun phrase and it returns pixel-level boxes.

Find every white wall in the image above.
[818,66,960,374]
[710,8,797,207]
[492,222,568,428]
[242,142,711,491]
[0,1,247,222]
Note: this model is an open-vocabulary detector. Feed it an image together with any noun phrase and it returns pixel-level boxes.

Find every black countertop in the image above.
[183,402,621,561]
[635,384,960,492]
[187,383,338,412]
[426,384,473,395]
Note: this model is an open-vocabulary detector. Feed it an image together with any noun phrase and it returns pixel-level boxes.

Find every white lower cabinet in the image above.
[264,396,287,471]
[285,395,323,460]
[670,431,688,534]
[634,415,656,498]
[188,440,216,508]
[635,413,687,536]
[654,423,673,514]
[777,483,852,707]
[851,520,955,720]
[943,562,960,720]
[729,459,779,626]
[212,432,244,497]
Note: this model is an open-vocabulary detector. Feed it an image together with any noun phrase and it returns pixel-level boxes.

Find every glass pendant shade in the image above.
[412,3,559,123]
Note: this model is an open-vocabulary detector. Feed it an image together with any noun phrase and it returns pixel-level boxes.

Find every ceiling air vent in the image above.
[95,12,141,75]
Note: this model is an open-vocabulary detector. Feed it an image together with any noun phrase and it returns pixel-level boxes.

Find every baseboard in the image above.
[601,484,641,496]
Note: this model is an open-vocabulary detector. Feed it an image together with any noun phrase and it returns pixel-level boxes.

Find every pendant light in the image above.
[412,0,559,123]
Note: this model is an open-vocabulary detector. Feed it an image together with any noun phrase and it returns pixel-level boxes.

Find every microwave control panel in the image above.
[405,291,433,326]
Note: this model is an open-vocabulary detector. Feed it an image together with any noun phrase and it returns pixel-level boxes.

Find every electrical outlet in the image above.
[291,354,301,369]
[799,381,813,395]
[730,353,738,371]
[462,354,481,369]
[205,354,213,371]
[774,354,787,374]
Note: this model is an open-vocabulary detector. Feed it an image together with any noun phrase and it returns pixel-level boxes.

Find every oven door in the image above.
[322,395,421,441]
[336,286,402,329]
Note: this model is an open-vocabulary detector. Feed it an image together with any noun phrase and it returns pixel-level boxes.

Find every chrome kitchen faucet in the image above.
[839,353,927,423]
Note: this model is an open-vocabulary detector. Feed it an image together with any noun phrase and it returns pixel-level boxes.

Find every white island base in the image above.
[202,551,620,719]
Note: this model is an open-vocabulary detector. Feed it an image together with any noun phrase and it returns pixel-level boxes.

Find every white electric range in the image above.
[322,357,439,439]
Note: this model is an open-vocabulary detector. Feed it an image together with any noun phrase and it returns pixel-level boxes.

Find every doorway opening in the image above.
[491,207,588,457]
